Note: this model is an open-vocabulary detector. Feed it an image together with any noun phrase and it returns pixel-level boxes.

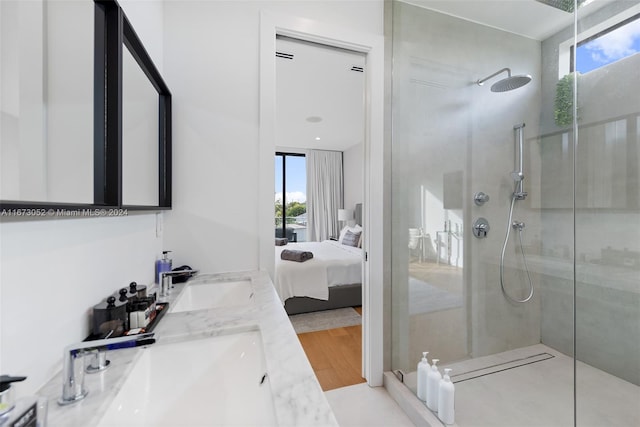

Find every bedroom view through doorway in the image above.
[273,36,366,390]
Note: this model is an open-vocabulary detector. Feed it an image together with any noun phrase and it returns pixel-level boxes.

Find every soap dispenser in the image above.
[426,358,442,411]
[155,251,172,284]
[416,352,429,402]
[438,368,455,425]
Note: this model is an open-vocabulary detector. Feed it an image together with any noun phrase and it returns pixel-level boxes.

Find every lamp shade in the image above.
[338,209,353,221]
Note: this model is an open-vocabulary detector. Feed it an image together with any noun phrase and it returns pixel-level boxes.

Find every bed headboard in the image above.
[355,203,362,227]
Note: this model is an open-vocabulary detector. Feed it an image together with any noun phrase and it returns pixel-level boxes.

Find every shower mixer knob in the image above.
[512,221,525,231]
[474,192,490,206]
[472,218,490,238]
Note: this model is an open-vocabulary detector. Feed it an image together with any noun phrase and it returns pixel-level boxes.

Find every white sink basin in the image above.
[96,330,276,427]
[170,279,253,313]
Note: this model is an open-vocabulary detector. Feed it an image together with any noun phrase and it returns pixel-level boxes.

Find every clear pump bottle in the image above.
[155,251,172,284]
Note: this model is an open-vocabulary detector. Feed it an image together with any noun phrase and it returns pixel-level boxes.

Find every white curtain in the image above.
[307,150,343,242]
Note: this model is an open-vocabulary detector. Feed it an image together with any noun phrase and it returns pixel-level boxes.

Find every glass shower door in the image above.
[574,3,640,425]
[390,50,471,380]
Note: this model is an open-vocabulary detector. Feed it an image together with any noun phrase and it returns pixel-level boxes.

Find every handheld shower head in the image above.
[476,68,532,92]
[513,124,527,200]
[511,171,525,181]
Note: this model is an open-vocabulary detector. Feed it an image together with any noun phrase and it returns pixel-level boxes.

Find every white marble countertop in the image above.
[38,270,338,426]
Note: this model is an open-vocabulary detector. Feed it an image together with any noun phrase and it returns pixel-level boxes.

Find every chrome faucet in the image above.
[58,332,155,405]
[159,269,199,297]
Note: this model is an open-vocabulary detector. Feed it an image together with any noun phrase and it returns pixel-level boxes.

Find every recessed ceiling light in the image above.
[315,137,321,141]
[306,116,323,123]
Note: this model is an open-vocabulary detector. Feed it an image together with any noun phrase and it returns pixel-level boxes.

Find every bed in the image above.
[275,205,363,315]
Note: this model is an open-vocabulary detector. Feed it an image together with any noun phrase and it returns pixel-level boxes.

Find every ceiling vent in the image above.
[276,52,294,60]
[351,66,364,73]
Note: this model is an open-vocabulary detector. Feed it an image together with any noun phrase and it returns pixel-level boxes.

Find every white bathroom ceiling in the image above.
[275,37,365,152]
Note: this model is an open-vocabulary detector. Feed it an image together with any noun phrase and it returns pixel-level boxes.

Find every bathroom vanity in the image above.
[37,271,338,426]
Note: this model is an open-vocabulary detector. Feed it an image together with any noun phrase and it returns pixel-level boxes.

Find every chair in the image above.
[275,227,297,242]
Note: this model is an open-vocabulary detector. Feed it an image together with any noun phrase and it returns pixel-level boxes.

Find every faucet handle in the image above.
[86,352,110,373]
[60,332,156,405]
[473,192,490,206]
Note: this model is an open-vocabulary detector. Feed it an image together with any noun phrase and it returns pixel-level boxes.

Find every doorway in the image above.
[259,11,385,386]
[274,36,365,390]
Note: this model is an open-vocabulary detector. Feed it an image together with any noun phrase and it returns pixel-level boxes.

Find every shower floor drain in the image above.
[450,352,555,383]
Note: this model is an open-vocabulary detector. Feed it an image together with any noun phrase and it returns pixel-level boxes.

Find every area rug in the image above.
[289,307,362,334]
[409,277,463,315]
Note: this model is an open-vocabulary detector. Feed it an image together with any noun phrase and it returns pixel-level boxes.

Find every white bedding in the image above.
[274,240,363,303]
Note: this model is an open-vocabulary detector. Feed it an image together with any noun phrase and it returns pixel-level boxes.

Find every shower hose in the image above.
[499,183,534,303]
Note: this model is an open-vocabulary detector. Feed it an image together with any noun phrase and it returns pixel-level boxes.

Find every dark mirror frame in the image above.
[0,0,171,216]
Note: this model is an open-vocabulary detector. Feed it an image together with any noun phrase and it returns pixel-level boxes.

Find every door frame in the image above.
[258,10,384,386]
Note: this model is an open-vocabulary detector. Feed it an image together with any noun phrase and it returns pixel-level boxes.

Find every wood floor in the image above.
[296,306,365,391]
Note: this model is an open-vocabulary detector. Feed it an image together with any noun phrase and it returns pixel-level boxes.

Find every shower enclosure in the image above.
[389,1,640,426]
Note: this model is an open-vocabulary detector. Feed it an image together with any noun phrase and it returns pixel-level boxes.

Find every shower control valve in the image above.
[512,221,525,231]
[472,217,490,239]
[473,192,490,206]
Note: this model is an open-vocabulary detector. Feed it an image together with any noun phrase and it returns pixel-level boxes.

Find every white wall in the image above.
[162,0,383,272]
[0,215,161,394]
[0,0,383,395]
[343,142,363,212]
[0,0,164,395]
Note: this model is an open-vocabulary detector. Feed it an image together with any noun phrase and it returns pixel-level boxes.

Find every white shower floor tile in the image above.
[447,344,639,427]
[325,382,416,427]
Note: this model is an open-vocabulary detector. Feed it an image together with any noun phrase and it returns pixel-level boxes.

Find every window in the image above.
[275,153,306,242]
[572,13,640,74]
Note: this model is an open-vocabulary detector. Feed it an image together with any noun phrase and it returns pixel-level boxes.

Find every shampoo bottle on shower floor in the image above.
[438,368,455,425]
[426,358,442,411]
[417,352,429,402]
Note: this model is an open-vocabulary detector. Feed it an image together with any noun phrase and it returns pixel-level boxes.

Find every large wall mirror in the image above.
[122,45,160,206]
[118,9,171,208]
[0,0,171,215]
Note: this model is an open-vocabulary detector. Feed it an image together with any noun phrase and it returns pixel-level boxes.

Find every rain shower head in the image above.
[476,68,532,92]
[534,0,589,13]
[491,75,532,92]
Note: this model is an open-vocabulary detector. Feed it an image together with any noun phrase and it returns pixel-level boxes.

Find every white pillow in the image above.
[338,224,362,244]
